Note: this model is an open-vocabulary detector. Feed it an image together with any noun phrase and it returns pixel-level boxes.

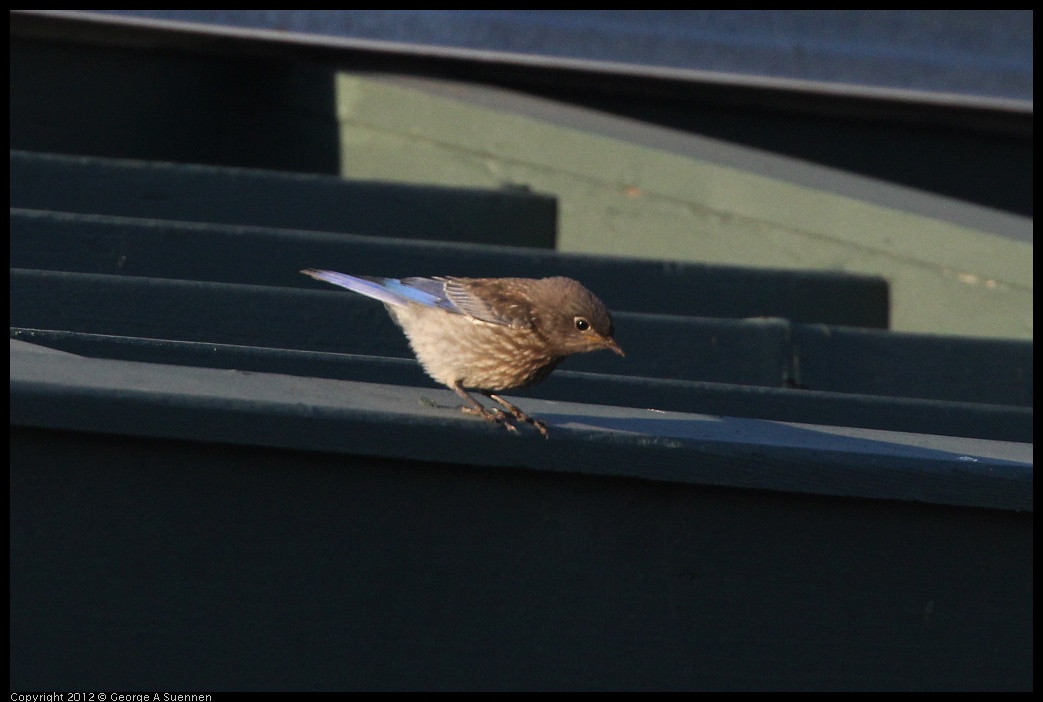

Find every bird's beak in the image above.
[603,337,625,357]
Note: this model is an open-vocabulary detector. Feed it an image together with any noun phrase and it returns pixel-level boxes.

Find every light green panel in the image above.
[336,74,1032,339]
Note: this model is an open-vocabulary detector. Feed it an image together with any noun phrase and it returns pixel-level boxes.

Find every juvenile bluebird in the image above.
[301,270,624,436]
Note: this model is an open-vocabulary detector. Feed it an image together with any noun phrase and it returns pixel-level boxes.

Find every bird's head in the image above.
[533,277,624,358]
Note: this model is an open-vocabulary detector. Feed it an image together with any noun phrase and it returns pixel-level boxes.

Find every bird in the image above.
[301,270,624,436]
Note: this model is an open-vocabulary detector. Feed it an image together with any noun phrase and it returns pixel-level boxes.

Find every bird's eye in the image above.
[574,317,590,332]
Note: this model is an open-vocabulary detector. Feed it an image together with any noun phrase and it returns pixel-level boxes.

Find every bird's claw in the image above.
[461,405,519,432]
[460,405,551,437]
[487,394,550,438]
[455,389,549,437]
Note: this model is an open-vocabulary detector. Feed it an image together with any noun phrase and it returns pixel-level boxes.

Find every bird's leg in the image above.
[485,393,549,438]
[451,383,517,433]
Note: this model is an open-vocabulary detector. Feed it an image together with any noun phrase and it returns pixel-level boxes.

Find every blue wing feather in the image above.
[301,270,527,328]
[301,270,458,312]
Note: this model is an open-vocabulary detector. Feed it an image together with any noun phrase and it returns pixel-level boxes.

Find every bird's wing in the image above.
[395,277,458,312]
[301,270,452,310]
[441,278,534,329]
[301,270,532,328]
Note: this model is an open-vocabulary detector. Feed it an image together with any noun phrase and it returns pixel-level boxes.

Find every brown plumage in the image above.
[301,270,623,436]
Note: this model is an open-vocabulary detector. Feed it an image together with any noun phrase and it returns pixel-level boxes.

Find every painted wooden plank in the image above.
[334,75,1032,339]
[10,339,1032,512]
[12,327,1032,443]
[10,150,557,249]
[10,207,889,327]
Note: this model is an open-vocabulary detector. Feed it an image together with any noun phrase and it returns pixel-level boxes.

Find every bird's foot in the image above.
[460,405,519,433]
[487,394,550,438]
[452,384,548,437]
